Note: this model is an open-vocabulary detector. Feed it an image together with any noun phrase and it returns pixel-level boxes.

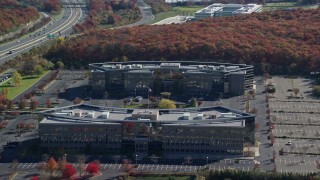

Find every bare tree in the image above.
[77,155,86,177]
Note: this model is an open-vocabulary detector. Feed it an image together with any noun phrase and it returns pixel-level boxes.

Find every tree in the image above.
[293,88,299,97]
[18,98,27,110]
[250,107,258,114]
[12,71,22,86]
[86,161,100,175]
[30,98,39,111]
[63,164,77,179]
[56,61,64,69]
[47,157,57,175]
[46,98,52,108]
[34,65,44,77]
[77,155,86,177]
[159,99,176,109]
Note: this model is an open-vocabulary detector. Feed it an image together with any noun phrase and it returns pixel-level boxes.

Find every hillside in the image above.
[46,8,320,75]
[0,0,39,36]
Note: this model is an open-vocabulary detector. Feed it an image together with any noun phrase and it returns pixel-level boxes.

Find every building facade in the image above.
[39,104,255,159]
[195,3,263,20]
[89,61,253,98]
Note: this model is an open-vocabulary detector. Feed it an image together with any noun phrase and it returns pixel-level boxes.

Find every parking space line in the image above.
[22,163,27,169]
[27,163,32,168]
[32,163,37,168]
[17,163,23,168]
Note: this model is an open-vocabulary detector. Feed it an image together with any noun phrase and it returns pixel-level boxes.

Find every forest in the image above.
[73,0,141,32]
[46,8,320,75]
[17,0,62,13]
[0,0,39,36]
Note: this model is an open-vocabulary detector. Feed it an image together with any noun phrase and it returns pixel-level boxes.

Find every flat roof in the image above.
[40,104,253,127]
[90,61,253,74]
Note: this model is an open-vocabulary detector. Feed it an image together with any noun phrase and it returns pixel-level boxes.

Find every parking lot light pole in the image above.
[134,89,136,97]
[206,157,208,165]
[135,154,138,165]
[64,154,67,161]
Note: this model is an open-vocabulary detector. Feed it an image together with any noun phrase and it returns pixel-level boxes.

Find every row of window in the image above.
[164,149,242,154]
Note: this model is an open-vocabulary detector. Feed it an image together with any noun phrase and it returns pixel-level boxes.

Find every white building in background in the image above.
[195,3,263,19]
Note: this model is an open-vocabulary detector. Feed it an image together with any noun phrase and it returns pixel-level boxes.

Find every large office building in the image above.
[194,3,263,20]
[89,61,253,97]
[39,104,255,159]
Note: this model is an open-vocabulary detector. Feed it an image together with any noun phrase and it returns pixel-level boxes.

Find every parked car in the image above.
[135,96,143,102]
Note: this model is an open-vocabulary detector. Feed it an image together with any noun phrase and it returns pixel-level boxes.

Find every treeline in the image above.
[74,0,141,32]
[46,8,320,75]
[144,0,171,14]
[0,0,39,36]
[17,0,62,13]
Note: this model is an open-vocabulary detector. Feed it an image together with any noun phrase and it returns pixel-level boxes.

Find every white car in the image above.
[287,141,292,145]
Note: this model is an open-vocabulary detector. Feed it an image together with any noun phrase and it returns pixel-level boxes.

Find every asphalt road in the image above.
[119,0,154,28]
[0,0,84,65]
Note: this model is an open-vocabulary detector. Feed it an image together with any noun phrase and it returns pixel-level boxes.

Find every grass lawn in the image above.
[148,6,204,24]
[262,2,317,11]
[0,70,49,100]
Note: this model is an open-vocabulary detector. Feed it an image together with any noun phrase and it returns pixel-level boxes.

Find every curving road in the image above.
[0,0,84,65]
[119,0,154,28]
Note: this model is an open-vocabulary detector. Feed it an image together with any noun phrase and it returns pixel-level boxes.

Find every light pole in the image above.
[135,154,138,165]
[134,89,136,97]
[147,88,152,109]
[206,156,208,165]
[64,154,67,161]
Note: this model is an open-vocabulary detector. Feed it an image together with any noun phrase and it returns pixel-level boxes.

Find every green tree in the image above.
[159,99,176,109]
[35,65,44,77]
[56,61,64,69]
[12,71,22,86]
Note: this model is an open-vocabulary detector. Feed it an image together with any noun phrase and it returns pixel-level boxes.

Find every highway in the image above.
[0,0,84,65]
[119,0,154,28]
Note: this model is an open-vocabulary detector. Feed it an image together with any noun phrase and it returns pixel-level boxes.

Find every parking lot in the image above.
[269,76,320,173]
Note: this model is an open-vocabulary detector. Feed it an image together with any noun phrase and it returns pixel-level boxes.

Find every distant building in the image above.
[39,104,255,159]
[195,3,263,19]
[89,61,253,98]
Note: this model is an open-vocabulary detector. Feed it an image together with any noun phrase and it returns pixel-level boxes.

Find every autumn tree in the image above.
[12,71,22,86]
[30,98,39,111]
[18,98,27,110]
[86,161,100,175]
[159,99,176,109]
[63,164,77,179]
[46,98,52,108]
[293,88,300,97]
[47,157,58,176]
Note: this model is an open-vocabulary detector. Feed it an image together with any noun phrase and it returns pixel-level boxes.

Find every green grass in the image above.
[262,2,318,11]
[148,6,204,24]
[0,70,49,100]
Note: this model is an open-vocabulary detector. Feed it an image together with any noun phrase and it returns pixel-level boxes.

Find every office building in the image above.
[195,3,263,20]
[39,104,255,159]
[89,61,253,97]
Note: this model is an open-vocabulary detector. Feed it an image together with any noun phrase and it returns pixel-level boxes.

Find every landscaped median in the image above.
[0,70,50,100]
